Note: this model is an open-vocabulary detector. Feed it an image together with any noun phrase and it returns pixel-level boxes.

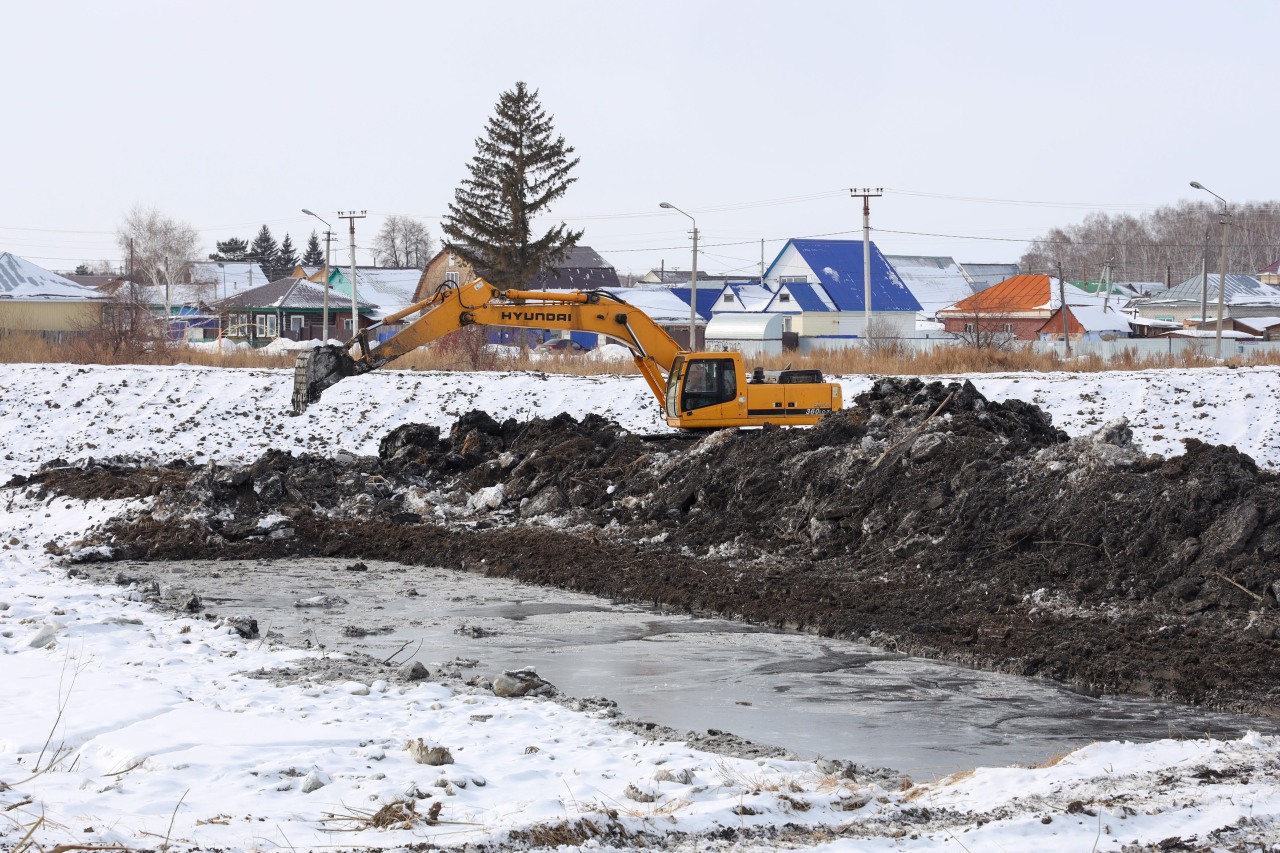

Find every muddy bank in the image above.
[22,378,1280,715]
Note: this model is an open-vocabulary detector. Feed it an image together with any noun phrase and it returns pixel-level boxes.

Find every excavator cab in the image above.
[664,353,839,429]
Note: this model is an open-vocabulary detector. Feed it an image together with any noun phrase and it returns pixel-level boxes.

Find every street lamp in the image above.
[302,209,333,342]
[1189,182,1232,359]
[659,202,699,349]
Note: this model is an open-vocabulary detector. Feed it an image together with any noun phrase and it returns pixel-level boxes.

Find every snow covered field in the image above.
[2,362,1279,851]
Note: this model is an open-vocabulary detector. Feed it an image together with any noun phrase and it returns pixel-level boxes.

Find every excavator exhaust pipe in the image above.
[290,344,360,415]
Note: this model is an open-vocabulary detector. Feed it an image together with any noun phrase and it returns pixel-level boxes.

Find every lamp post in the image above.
[1189,181,1232,359]
[660,202,699,349]
[302,209,333,342]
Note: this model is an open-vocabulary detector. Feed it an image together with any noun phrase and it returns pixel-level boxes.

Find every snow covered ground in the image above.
[2,362,1280,851]
[0,362,1277,483]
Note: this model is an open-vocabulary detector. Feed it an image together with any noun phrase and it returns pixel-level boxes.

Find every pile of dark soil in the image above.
[26,378,1280,715]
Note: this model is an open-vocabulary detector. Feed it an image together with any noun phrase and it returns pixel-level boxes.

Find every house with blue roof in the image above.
[759,239,921,342]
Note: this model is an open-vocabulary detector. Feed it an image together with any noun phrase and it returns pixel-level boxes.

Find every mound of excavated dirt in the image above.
[27,378,1280,715]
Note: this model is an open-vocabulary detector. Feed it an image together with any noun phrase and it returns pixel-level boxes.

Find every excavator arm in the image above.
[291,279,684,415]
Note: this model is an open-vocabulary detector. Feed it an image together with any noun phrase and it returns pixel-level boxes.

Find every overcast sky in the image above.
[5,0,1276,278]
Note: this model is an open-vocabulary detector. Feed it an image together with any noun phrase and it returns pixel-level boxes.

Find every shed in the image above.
[705,313,785,358]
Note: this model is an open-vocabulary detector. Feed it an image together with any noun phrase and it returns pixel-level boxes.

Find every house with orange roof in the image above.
[1036,305,1131,342]
[937,274,1108,343]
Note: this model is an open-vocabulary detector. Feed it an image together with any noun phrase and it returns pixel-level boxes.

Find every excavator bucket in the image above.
[290,344,360,415]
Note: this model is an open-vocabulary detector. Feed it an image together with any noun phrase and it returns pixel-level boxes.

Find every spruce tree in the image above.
[250,225,280,280]
[302,231,324,266]
[212,237,249,261]
[277,234,300,277]
[442,81,583,289]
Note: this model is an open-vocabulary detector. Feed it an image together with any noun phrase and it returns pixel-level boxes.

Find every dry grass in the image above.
[3,329,1279,377]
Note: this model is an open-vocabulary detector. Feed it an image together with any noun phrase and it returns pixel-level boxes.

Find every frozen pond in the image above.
[118,557,1279,780]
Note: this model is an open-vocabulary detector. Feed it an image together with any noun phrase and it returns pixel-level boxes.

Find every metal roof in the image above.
[779,239,922,313]
[768,282,830,312]
[959,262,1020,292]
[942,274,1105,313]
[706,312,785,340]
[1141,274,1275,305]
[669,285,723,321]
[213,278,375,312]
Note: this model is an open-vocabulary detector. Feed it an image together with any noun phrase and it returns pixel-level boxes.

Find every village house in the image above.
[1129,274,1280,325]
[0,253,110,341]
[414,246,620,303]
[212,278,376,345]
[709,239,922,352]
[1037,304,1132,342]
[937,274,1111,342]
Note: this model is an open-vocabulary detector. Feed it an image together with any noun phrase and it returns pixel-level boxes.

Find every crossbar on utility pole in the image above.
[851,188,883,341]
[338,210,367,339]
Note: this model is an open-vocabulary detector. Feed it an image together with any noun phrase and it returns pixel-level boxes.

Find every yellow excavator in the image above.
[290,278,842,429]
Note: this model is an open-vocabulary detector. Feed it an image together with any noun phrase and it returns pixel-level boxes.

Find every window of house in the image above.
[964,323,976,333]
[723,293,735,304]
[448,255,456,267]
[344,318,354,331]
[445,271,461,284]
[779,293,791,303]
[779,276,807,284]
[290,315,303,332]
[266,314,278,337]
[255,315,267,337]
[1003,323,1014,333]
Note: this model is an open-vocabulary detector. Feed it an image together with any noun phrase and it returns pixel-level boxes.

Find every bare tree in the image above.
[116,206,200,321]
[75,280,170,361]
[372,215,435,269]
[1021,199,1280,285]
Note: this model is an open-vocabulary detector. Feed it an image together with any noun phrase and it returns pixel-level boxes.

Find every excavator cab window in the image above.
[680,357,737,412]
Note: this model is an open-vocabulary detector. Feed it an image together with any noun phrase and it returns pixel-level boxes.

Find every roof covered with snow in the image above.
[0,253,109,301]
[1040,305,1132,334]
[885,255,978,319]
[601,286,697,324]
[188,261,271,298]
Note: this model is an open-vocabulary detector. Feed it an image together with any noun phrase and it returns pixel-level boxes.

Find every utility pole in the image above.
[1057,266,1072,357]
[1200,226,1210,330]
[303,209,335,341]
[1189,181,1231,359]
[321,230,332,341]
[1216,209,1231,359]
[851,188,883,341]
[339,210,366,338]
